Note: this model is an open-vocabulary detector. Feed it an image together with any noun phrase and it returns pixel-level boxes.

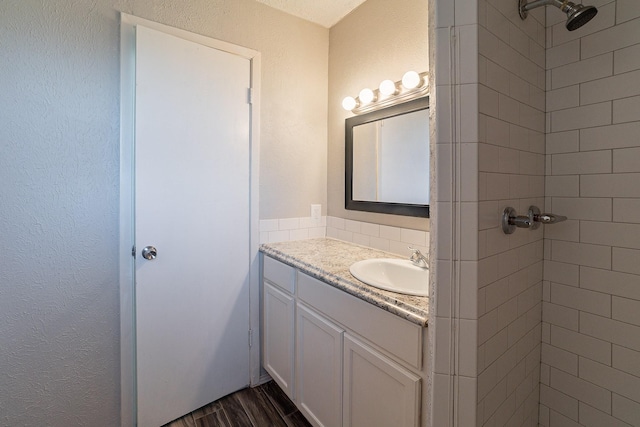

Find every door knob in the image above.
[142,246,157,260]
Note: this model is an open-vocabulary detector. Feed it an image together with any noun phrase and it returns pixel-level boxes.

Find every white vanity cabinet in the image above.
[261,254,427,427]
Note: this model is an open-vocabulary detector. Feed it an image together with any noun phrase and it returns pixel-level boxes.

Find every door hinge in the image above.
[131,245,136,258]
[247,87,253,104]
[248,329,253,348]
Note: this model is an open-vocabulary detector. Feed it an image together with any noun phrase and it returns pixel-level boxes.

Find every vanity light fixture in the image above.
[379,79,398,96]
[359,88,376,104]
[401,71,422,89]
[342,96,358,111]
[342,70,428,114]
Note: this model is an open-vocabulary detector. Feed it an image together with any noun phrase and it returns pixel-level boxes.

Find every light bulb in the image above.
[342,96,357,111]
[379,79,397,96]
[402,71,422,89]
[359,88,375,104]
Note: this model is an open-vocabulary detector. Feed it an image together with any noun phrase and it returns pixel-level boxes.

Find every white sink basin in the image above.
[349,259,429,296]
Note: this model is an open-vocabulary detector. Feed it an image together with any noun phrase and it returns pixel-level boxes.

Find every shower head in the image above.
[519,0,599,31]
[564,4,598,31]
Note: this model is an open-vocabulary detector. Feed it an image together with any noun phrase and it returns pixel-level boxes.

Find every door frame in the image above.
[119,13,261,427]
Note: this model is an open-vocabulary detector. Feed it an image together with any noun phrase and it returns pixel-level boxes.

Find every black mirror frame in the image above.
[345,97,430,218]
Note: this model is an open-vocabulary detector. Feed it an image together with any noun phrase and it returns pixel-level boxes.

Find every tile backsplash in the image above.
[326,217,429,257]
[259,216,326,244]
[260,216,429,258]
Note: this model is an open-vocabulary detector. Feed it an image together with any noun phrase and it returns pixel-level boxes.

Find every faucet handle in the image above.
[408,246,427,256]
[408,247,429,268]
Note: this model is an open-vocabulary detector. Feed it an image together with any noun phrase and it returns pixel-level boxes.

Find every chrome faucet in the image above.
[409,247,429,269]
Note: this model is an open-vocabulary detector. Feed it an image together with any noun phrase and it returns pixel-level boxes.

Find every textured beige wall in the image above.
[129,0,330,219]
[0,1,327,424]
[328,0,430,230]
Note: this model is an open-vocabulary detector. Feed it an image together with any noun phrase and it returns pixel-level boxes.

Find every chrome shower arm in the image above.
[522,0,562,11]
[519,0,598,30]
[519,0,563,18]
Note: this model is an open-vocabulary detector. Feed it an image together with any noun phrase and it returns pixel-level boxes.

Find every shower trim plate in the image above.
[519,0,529,19]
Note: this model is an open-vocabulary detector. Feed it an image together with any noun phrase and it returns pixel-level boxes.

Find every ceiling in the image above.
[254,0,369,28]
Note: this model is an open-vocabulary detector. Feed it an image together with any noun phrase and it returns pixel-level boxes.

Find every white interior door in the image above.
[134,25,251,427]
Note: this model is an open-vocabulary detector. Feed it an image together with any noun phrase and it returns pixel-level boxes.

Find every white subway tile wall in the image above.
[474,0,547,424]
[431,2,485,421]
[542,1,640,425]
[431,0,545,423]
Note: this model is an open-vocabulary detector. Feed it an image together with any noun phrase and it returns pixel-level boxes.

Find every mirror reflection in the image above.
[346,97,430,217]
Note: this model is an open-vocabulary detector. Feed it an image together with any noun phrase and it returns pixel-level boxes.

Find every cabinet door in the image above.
[263,281,295,399]
[343,334,421,427]
[296,303,344,427]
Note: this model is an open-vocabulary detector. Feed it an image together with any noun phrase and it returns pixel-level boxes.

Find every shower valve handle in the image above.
[502,206,567,234]
[534,212,568,224]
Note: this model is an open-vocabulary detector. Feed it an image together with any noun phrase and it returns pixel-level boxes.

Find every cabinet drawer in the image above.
[297,272,422,370]
[263,255,295,294]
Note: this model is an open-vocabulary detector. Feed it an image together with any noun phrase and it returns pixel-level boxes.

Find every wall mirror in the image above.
[345,97,430,217]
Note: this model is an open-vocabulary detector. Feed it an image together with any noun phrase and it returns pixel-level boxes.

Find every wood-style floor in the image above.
[162,381,312,427]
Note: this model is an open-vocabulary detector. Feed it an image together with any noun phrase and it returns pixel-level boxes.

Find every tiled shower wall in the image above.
[540,1,640,425]
[431,0,545,424]
[475,0,546,424]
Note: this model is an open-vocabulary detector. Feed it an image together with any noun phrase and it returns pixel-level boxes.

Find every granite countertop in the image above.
[260,238,429,327]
